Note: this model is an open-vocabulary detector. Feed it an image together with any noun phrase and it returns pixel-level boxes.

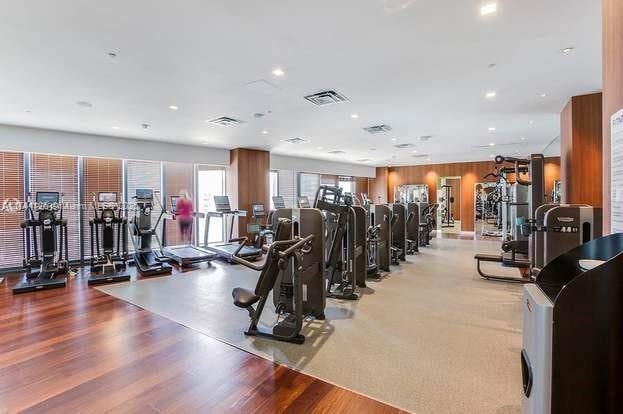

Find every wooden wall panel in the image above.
[603,0,623,233]
[385,157,561,232]
[228,149,270,237]
[560,93,603,207]
[544,157,562,202]
[355,177,369,198]
[446,178,461,220]
[369,167,388,204]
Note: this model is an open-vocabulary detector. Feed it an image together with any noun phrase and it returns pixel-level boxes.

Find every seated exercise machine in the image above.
[390,203,406,264]
[128,189,172,276]
[418,203,437,246]
[88,192,131,285]
[315,185,360,300]
[203,195,262,262]
[374,204,392,272]
[14,192,69,294]
[361,193,382,277]
[248,203,274,248]
[231,214,324,344]
[440,184,455,228]
[160,195,216,267]
[405,202,420,254]
[352,205,368,287]
[521,233,623,414]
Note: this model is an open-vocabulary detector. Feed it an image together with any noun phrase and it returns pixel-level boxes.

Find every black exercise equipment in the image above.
[231,218,318,344]
[203,195,262,262]
[87,192,131,285]
[405,202,420,254]
[440,184,455,228]
[13,192,69,294]
[374,204,392,272]
[128,189,172,276]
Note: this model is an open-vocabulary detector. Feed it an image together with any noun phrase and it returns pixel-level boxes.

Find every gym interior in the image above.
[0,2,621,413]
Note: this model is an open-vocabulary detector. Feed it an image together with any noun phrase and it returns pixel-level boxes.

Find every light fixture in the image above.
[272,67,285,77]
[412,149,418,153]
[529,120,534,125]
[317,146,324,150]
[489,142,495,146]
[561,47,575,54]
[521,137,527,141]
[261,130,269,135]
[168,105,179,111]
[485,91,497,99]
[351,113,360,119]
[540,93,547,98]
[391,138,397,141]
[480,2,497,16]
[112,126,120,130]
[488,127,496,132]
[202,142,210,145]
[425,158,431,162]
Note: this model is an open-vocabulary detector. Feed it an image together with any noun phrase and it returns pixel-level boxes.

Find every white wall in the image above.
[270,154,376,178]
[0,124,230,165]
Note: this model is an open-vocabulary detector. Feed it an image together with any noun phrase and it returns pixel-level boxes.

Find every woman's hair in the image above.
[179,189,191,199]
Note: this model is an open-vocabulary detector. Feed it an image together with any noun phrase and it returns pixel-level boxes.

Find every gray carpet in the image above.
[97,238,523,414]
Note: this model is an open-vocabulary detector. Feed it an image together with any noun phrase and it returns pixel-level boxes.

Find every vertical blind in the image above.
[0,152,24,268]
[269,170,279,209]
[29,153,81,261]
[278,170,296,208]
[164,162,194,246]
[83,157,123,258]
[125,160,163,251]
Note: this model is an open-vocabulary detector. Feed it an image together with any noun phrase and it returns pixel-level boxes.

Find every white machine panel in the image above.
[522,284,554,414]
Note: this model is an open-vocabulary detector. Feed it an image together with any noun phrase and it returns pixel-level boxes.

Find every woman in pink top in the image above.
[176,190,194,245]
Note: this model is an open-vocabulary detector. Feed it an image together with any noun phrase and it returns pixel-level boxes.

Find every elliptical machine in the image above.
[14,192,69,294]
[128,189,171,276]
[88,192,131,285]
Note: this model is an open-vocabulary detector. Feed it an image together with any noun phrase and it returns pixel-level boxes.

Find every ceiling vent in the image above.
[328,150,346,155]
[208,116,244,127]
[283,137,308,144]
[393,143,416,149]
[364,124,392,134]
[412,153,429,158]
[419,135,433,142]
[356,158,372,163]
[304,90,348,106]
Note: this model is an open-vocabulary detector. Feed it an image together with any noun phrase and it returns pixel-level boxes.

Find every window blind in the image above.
[0,152,24,269]
[125,160,163,251]
[278,170,296,208]
[269,170,279,210]
[29,153,81,261]
[298,173,320,205]
[164,162,194,246]
[83,157,123,259]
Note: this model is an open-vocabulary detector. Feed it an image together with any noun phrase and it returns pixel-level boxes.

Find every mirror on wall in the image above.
[394,184,429,203]
[437,176,461,233]
[474,182,501,239]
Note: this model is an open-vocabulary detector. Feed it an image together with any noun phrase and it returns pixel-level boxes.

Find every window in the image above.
[125,160,163,251]
[0,152,24,269]
[298,173,320,206]
[338,177,355,195]
[278,170,296,208]
[196,166,226,244]
[83,157,123,259]
[164,162,194,246]
[269,170,279,210]
[29,153,81,261]
[321,174,338,187]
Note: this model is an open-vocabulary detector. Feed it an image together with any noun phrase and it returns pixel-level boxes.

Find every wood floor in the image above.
[0,270,405,414]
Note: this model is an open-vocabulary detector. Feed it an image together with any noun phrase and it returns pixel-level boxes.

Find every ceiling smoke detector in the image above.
[207,116,244,127]
[304,90,348,106]
[283,137,308,144]
[363,124,392,134]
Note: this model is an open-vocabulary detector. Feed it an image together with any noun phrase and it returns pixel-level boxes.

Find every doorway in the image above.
[474,182,501,240]
[437,176,461,233]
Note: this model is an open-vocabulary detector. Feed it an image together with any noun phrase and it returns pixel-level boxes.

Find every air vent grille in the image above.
[412,154,429,158]
[364,124,392,134]
[419,135,433,142]
[356,158,372,163]
[393,143,415,149]
[328,150,346,155]
[208,116,244,127]
[283,137,308,144]
[304,90,348,106]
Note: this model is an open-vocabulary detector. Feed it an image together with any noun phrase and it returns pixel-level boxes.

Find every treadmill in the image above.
[297,196,311,208]
[160,195,216,267]
[203,196,262,262]
[272,196,286,209]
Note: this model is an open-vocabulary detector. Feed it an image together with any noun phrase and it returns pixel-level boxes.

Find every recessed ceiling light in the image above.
[561,47,575,54]
[351,113,360,119]
[521,137,527,141]
[202,142,210,145]
[272,67,285,77]
[76,101,92,108]
[480,2,497,16]
[529,120,534,125]
[317,146,324,150]
[261,130,269,135]
[425,158,431,162]
[489,142,495,146]
[391,138,397,141]
[168,105,179,111]
[488,127,496,132]
[485,91,497,99]
[412,149,418,153]
[112,126,120,130]
[540,93,547,98]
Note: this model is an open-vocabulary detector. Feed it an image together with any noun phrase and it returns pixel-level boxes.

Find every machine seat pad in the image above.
[474,253,503,263]
[232,287,260,308]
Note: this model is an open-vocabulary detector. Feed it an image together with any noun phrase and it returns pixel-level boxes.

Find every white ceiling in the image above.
[0,0,601,166]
